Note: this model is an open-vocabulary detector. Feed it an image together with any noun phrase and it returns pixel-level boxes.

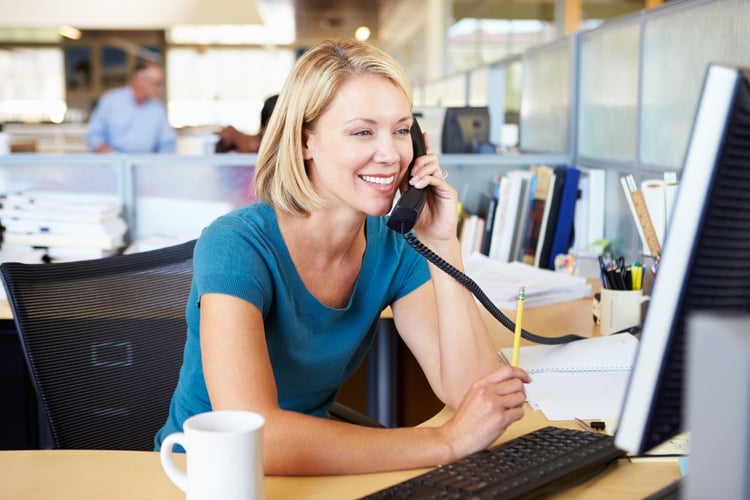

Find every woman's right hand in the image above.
[437,365,532,461]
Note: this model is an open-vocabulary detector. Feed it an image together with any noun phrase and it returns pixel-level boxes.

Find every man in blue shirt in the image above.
[85,60,176,153]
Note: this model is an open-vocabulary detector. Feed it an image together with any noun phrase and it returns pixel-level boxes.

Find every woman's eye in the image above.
[354,129,372,137]
[396,128,410,136]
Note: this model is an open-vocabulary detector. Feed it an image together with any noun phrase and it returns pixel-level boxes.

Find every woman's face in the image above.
[303,74,413,217]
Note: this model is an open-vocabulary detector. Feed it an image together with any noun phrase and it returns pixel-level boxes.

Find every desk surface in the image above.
[0,295,682,498]
[1,300,11,320]
[0,407,679,499]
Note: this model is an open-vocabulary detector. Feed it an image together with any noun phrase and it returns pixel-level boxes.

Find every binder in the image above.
[477,192,497,256]
[523,165,555,265]
[547,167,580,269]
[537,167,567,269]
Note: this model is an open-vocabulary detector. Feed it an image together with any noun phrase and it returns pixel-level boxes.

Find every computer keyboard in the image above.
[362,426,625,499]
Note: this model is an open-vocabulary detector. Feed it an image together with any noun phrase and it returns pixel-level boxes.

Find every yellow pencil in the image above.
[511,286,525,367]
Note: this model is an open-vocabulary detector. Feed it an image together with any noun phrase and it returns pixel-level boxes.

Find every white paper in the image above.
[525,371,631,421]
[501,334,639,421]
[464,252,592,309]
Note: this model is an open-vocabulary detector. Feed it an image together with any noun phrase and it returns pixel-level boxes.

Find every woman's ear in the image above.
[301,129,313,160]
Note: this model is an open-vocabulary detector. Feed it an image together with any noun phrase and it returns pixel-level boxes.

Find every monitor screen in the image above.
[441,106,492,154]
[615,63,750,454]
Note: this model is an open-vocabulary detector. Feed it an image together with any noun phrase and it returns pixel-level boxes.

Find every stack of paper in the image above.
[0,190,127,261]
[464,252,592,309]
[500,334,639,421]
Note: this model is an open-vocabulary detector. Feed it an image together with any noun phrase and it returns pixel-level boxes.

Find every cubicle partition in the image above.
[1,0,748,260]
[409,0,750,259]
[575,0,750,256]
[0,154,257,248]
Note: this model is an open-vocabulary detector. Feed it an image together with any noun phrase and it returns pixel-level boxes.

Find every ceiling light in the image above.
[355,25,371,41]
[58,25,82,40]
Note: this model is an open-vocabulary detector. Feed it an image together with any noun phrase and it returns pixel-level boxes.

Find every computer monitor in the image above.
[441,106,492,153]
[615,63,750,454]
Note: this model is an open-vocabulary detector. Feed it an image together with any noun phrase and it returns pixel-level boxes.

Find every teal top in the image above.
[155,202,430,449]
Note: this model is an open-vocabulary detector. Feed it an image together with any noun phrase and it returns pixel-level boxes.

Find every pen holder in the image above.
[593,289,650,336]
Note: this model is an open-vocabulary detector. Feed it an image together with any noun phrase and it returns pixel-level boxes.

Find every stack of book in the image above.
[0,190,127,262]
[460,165,601,270]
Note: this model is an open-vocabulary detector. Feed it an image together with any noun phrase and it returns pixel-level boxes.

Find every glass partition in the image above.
[640,0,750,169]
[130,156,255,242]
[467,66,489,106]
[0,156,118,195]
[520,38,573,154]
[577,19,641,163]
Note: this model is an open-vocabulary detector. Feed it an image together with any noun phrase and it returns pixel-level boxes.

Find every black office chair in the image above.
[0,239,196,450]
[1,239,381,450]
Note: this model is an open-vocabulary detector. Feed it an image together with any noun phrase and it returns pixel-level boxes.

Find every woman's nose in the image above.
[373,135,402,164]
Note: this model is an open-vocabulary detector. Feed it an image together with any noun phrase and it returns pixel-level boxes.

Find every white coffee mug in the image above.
[160,410,265,500]
[597,288,650,336]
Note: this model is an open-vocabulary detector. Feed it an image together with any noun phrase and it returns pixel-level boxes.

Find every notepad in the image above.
[500,334,640,421]
[500,333,638,374]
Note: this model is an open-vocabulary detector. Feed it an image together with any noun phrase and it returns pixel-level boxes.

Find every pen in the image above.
[575,417,605,432]
[574,417,596,432]
[511,286,525,367]
[598,256,611,289]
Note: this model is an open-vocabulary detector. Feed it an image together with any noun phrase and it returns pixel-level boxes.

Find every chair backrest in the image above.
[0,239,195,450]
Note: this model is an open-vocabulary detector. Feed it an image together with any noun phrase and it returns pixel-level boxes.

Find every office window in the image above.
[166,47,294,132]
[0,48,66,123]
[446,19,554,73]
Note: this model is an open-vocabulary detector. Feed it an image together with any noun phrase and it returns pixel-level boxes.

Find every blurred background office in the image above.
[0,0,668,153]
[5,0,750,447]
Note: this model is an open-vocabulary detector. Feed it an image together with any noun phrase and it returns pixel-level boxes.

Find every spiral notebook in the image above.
[499,333,638,374]
[500,334,639,420]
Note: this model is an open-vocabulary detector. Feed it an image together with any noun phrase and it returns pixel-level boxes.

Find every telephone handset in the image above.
[386,119,428,234]
[386,118,586,346]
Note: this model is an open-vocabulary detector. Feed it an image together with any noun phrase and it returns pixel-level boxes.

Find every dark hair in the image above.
[132,58,162,77]
[260,95,278,129]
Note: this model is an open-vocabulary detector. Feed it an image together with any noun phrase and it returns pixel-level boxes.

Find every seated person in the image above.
[215,94,278,153]
[155,39,530,475]
[85,60,176,153]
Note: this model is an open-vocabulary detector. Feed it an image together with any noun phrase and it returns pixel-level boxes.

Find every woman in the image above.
[155,39,531,475]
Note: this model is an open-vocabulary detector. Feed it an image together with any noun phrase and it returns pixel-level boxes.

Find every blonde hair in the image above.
[254,39,413,216]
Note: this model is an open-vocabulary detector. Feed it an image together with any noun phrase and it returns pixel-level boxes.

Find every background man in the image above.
[85,60,176,153]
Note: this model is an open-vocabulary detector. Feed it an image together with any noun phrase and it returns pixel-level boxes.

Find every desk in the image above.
[0,296,681,499]
[0,407,680,499]
[0,300,11,320]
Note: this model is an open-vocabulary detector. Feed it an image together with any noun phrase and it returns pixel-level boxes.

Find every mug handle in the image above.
[160,432,188,492]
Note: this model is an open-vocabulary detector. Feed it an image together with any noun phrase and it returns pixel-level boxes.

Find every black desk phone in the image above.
[386,119,428,234]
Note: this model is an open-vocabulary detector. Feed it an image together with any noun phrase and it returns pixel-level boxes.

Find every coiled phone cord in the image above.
[404,232,586,345]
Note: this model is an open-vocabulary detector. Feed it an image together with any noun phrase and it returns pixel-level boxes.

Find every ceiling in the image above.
[0,0,660,44]
[292,0,658,43]
[292,0,380,44]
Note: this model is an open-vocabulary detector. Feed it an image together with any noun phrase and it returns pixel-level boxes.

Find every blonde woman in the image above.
[156,39,530,475]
